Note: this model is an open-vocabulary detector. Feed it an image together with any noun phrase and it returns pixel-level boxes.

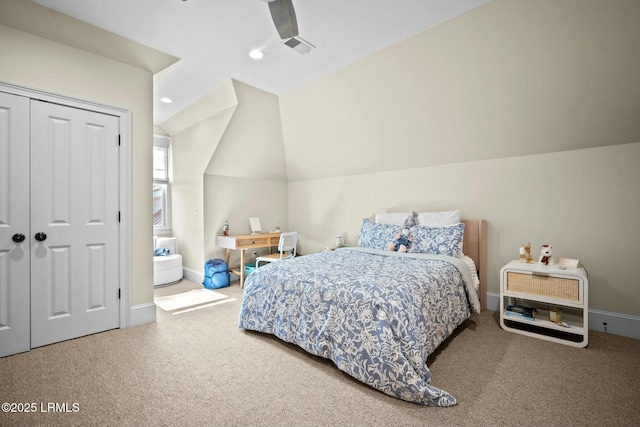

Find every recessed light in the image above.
[160,97,173,103]
[249,49,265,60]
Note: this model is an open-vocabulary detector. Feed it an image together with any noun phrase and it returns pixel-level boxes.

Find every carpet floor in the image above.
[1,279,639,427]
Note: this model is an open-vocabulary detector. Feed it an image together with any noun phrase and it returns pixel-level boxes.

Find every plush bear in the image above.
[403,211,417,229]
[538,244,554,265]
[388,229,413,253]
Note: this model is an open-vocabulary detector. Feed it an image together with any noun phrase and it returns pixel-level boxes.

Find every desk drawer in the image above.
[236,237,271,247]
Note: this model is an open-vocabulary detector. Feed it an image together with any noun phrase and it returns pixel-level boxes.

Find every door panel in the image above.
[0,92,30,358]
[30,100,120,348]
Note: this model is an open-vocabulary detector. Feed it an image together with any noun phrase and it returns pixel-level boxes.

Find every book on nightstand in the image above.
[505,305,537,321]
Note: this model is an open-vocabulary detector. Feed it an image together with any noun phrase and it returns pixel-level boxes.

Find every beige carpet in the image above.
[1,279,639,427]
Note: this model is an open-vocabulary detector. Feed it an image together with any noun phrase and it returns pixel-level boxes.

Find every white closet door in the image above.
[30,100,120,348]
[0,92,30,358]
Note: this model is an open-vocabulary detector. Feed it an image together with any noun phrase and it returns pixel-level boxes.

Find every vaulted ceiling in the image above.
[33,0,489,124]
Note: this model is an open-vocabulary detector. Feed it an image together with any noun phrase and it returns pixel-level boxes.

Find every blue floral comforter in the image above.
[238,247,481,406]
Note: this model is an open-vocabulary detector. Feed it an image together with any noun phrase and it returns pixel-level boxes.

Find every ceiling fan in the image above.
[260,0,299,39]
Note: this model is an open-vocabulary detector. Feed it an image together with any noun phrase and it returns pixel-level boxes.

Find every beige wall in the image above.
[0,23,157,306]
[204,175,288,268]
[169,101,237,272]
[281,0,640,181]
[205,80,288,180]
[170,112,231,272]
[170,80,288,271]
[280,0,640,316]
[288,142,640,315]
[204,81,288,267]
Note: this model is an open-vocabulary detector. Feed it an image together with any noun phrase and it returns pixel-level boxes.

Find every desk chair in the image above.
[256,231,297,268]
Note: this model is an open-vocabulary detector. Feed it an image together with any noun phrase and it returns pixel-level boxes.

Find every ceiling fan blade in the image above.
[268,0,299,39]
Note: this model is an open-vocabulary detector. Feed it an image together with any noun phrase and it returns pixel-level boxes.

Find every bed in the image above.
[238,218,487,407]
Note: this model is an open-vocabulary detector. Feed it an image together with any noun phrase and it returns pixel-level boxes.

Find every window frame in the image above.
[153,135,172,235]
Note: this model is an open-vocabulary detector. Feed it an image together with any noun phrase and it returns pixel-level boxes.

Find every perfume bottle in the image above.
[222,220,229,236]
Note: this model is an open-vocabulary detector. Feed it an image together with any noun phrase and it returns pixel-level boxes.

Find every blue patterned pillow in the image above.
[408,223,465,257]
[358,219,402,250]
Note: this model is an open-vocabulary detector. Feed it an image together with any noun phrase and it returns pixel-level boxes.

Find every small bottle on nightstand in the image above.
[519,246,527,263]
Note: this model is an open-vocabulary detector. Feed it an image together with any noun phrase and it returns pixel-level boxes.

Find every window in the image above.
[153,135,171,234]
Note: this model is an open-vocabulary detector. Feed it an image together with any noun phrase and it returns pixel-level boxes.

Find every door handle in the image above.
[12,233,26,243]
[35,232,47,242]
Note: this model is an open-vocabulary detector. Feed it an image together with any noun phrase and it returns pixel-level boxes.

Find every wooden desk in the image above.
[215,232,281,288]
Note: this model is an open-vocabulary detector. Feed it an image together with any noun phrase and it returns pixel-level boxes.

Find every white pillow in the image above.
[156,236,178,254]
[416,209,461,227]
[374,212,412,226]
[461,254,480,291]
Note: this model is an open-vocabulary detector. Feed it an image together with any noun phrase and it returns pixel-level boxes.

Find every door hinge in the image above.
[118,134,121,146]
[118,288,121,299]
[118,211,121,223]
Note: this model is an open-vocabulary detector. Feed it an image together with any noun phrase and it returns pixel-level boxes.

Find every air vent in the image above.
[283,36,315,54]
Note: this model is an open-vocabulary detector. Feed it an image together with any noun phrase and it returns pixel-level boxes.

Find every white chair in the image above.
[153,236,183,287]
[256,231,298,268]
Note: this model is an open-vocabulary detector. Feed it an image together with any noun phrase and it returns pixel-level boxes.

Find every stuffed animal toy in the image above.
[388,229,413,253]
[403,211,417,229]
[539,244,554,265]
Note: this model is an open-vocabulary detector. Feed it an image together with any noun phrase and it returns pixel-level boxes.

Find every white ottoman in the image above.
[154,237,184,287]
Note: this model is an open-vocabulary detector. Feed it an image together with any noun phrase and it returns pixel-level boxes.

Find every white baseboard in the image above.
[487,292,640,340]
[183,266,203,284]
[486,292,500,312]
[129,302,156,327]
[587,309,640,340]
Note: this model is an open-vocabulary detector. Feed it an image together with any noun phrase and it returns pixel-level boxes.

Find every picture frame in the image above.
[249,217,262,235]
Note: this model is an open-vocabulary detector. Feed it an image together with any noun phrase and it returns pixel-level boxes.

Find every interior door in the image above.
[30,100,120,348]
[0,92,31,358]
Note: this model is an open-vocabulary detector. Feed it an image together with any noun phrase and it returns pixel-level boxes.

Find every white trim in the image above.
[487,291,640,340]
[119,111,133,328]
[588,309,640,340]
[486,291,500,312]
[0,81,133,329]
[129,303,157,326]
[183,266,203,285]
[0,81,129,117]
[153,134,172,235]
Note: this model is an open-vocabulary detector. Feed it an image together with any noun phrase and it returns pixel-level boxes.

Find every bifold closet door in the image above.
[0,93,121,357]
[0,92,31,358]
[30,100,121,348]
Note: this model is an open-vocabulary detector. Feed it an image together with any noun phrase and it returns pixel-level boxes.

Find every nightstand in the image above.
[500,260,588,348]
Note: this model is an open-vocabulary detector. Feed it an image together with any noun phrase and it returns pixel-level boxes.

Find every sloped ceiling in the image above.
[31,0,490,124]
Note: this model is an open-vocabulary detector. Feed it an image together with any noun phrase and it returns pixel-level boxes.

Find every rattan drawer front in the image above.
[506,271,580,301]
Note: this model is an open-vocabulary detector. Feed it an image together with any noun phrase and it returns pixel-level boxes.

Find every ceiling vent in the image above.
[283,36,315,54]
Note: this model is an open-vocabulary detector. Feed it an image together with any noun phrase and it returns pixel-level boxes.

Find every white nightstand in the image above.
[500,260,588,348]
